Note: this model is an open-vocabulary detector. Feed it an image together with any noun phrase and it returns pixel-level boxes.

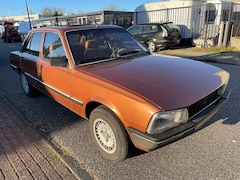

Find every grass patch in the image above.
[192,46,240,54]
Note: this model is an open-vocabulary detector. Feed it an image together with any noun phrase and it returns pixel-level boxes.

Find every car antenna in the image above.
[87,16,98,27]
[94,20,98,28]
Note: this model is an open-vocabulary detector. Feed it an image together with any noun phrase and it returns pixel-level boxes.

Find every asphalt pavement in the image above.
[0,45,239,179]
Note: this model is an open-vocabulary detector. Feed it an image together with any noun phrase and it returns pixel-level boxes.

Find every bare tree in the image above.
[41,7,65,17]
[102,4,126,11]
[52,8,65,16]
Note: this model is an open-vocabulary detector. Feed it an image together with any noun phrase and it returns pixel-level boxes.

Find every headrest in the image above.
[80,35,86,45]
[85,39,98,49]
[49,43,62,52]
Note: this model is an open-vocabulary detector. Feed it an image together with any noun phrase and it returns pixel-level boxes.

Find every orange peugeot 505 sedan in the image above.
[10,25,230,162]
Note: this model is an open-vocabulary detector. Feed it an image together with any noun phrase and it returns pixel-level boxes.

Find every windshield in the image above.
[66,28,148,65]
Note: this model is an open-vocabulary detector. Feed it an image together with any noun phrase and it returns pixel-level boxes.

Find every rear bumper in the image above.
[128,90,230,151]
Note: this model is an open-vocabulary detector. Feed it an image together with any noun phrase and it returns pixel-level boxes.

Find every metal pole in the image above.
[24,0,32,30]
[204,4,210,48]
[223,3,233,48]
[218,21,225,47]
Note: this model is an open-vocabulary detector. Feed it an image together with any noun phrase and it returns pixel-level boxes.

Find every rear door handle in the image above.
[40,64,44,72]
[38,64,44,78]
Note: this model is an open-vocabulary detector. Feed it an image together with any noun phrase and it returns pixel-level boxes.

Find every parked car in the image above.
[4,29,21,43]
[1,21,21,43]
[127,22,181,52]
[10,25,230,162]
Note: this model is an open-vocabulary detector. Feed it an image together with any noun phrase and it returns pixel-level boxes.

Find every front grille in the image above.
[188,89,220,118]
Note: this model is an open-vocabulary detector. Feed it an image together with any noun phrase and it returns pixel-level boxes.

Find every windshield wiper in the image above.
[120,50,140,56]
[111,48,149,58]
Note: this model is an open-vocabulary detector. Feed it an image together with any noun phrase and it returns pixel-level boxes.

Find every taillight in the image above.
[162,28,168,38]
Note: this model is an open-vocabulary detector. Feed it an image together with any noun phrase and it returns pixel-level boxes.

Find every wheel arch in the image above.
[85,99,135,146]
[10,63,22,74]
[85,97,128,129]
[85,101,102,119]
[16,68,22,74]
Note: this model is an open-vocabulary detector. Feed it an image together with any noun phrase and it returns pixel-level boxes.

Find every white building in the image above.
[134,0,240,46]
[0,14,40,22]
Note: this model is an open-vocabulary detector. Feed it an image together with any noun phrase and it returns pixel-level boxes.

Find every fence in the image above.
[134,2,240,47]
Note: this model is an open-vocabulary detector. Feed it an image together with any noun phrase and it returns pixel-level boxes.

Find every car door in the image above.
[135,25,149,43]
[20,31,43,90]
[148,24,160,41]
[37,32,74,110]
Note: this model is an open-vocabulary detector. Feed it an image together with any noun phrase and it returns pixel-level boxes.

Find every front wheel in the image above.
[7,37,12,43]
[20,72,36,97]
[89,105,129,162]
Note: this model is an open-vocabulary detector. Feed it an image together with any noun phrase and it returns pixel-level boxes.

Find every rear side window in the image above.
[23,32,42,56]
[149,25,158,33]
[128,25,159,34]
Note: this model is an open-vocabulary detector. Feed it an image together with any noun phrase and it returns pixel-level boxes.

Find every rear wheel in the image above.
[20,72,36,97]
[89,105,129,162]
[147,41,156,52]
[3,36,7,42]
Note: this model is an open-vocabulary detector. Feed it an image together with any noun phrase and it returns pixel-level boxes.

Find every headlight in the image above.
[162,28,168,38]
[146,108,189,134]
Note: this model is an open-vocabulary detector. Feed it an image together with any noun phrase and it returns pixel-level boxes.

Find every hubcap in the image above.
[21,74,29,93]
[93,119,116,154]
[148,42,155,52]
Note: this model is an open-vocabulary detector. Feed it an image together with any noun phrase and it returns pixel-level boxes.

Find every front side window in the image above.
[43,32,66,60]
[149,25,158,33]
[127,26,136,34]
[23,32,42,56]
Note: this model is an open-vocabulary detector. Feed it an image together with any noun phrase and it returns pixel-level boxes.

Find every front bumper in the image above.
[128,90,230,151]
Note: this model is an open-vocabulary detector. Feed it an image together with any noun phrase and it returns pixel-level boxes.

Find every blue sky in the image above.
[0,0,160,17]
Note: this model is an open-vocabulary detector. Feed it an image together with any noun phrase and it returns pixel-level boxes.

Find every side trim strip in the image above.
[10,64,18,69]
[24,72,83,106]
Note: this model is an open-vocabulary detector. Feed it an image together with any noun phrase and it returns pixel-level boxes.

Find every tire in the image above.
[3,36,7,42]
[89,105,129,162]
[147,41,156,52]
[7,37,12,43]
[20,72,36,97]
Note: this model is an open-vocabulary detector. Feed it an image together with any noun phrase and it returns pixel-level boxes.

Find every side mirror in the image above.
[50,57,68,67]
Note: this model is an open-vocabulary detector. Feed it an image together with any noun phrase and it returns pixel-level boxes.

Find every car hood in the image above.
[78,54,228,110]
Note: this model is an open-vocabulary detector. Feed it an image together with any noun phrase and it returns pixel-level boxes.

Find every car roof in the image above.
[133,22,173,26]
[30,24,123,33]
